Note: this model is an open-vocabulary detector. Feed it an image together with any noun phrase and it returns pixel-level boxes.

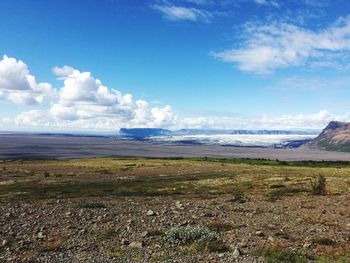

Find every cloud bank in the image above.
[213,17,350,74]
[0,56,176,130]
[0,55,349,131]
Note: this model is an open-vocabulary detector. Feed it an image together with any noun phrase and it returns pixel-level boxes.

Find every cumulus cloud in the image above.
[153,5,212,22]
[0,55,54,104]
[51,66,176,126]
[2,55,350,131]
[10,63,177,130]
[212,17,350,74]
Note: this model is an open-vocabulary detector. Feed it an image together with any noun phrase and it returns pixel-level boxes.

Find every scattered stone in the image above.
[202,212,215,218]
[175,201,184,209]
[256,231,264,237]
[129,241,143,249]
[121,239,129,245]
[37,232,45,239]
[146,210,155,216]
[155,244,162,249]
[2,240,7,246]
[232,247,242,258]
[141,231,148,237]
[303,243,312,249]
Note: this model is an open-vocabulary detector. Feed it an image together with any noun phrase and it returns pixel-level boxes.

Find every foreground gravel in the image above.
[1,193,350,262]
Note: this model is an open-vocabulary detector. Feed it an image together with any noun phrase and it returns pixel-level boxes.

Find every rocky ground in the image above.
[1,157,350,262]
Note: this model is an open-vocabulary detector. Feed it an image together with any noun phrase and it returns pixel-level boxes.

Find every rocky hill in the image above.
[307,121,350,152]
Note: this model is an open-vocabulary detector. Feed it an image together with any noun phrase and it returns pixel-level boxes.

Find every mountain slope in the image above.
[307,121,350,152]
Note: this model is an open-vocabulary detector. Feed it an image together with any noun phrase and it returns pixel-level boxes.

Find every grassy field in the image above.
[1,157,349,199]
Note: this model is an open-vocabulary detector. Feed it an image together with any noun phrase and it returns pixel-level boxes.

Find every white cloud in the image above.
[0,55,54,105]
[153,5,212,22]
[179,110,350,130]
[10,63,177,130]
[212,17,350,74]
[2,55,349,132]
[254,0,279,7]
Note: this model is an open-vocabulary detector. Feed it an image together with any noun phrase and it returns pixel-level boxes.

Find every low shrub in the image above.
[191,239,229,252]
[163,226,219,245]
[311,175,326,195]
[259,247,309,263]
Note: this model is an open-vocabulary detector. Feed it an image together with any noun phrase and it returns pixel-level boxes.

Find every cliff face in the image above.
[308,121,350,152]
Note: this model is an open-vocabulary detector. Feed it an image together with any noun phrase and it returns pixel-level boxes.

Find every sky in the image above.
[1,0,350,131]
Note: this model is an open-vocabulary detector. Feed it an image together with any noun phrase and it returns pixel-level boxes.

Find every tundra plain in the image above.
[1,156,350,262]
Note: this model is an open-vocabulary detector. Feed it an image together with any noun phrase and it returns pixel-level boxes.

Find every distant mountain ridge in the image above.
[120,128,316,138]
[307,121,350,152]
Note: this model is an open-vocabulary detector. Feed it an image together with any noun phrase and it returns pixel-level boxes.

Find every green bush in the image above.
[163,226,219,245]
[259,247,309,263]
[311,175,326,195]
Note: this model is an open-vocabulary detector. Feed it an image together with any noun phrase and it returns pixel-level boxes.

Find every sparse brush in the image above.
[163,226,219,245]
[311,236,335,246]
[259,246,309,263]
[231,190,248,203]
[311,175,326,195]
[207,221,234,232]
[191,239,229,252]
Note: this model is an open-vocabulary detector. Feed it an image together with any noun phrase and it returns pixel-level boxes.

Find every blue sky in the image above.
[1,0,350,131]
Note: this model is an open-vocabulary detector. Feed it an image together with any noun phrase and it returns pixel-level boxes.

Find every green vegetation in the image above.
[259,247,309,263]
[163,226,229,252]
[1,157,350,199]
[311,175,326,195]
[317,256,350,263]
[311,236,335,246]
[163,226,218,245]
[183,156,350,168]
[191,239,229,253]
[107,251,126,259]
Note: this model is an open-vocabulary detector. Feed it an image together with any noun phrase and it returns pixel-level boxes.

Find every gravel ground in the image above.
[1,194,350,262]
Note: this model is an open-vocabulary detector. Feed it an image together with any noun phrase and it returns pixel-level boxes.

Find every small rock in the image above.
[2,240,7,246]
[146,210,155,216]
[37,232,45,239]
[202,212,215,218]
[141,231,148,237]
[267,236,275,243]
[129,241,143,249]
[256,231,264,237]
[121,239,129,245]
[303,243,311,249]
[65,212,72,217]
[232,248,242,258]
[176,201,184,209]
[155,244,162,249]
